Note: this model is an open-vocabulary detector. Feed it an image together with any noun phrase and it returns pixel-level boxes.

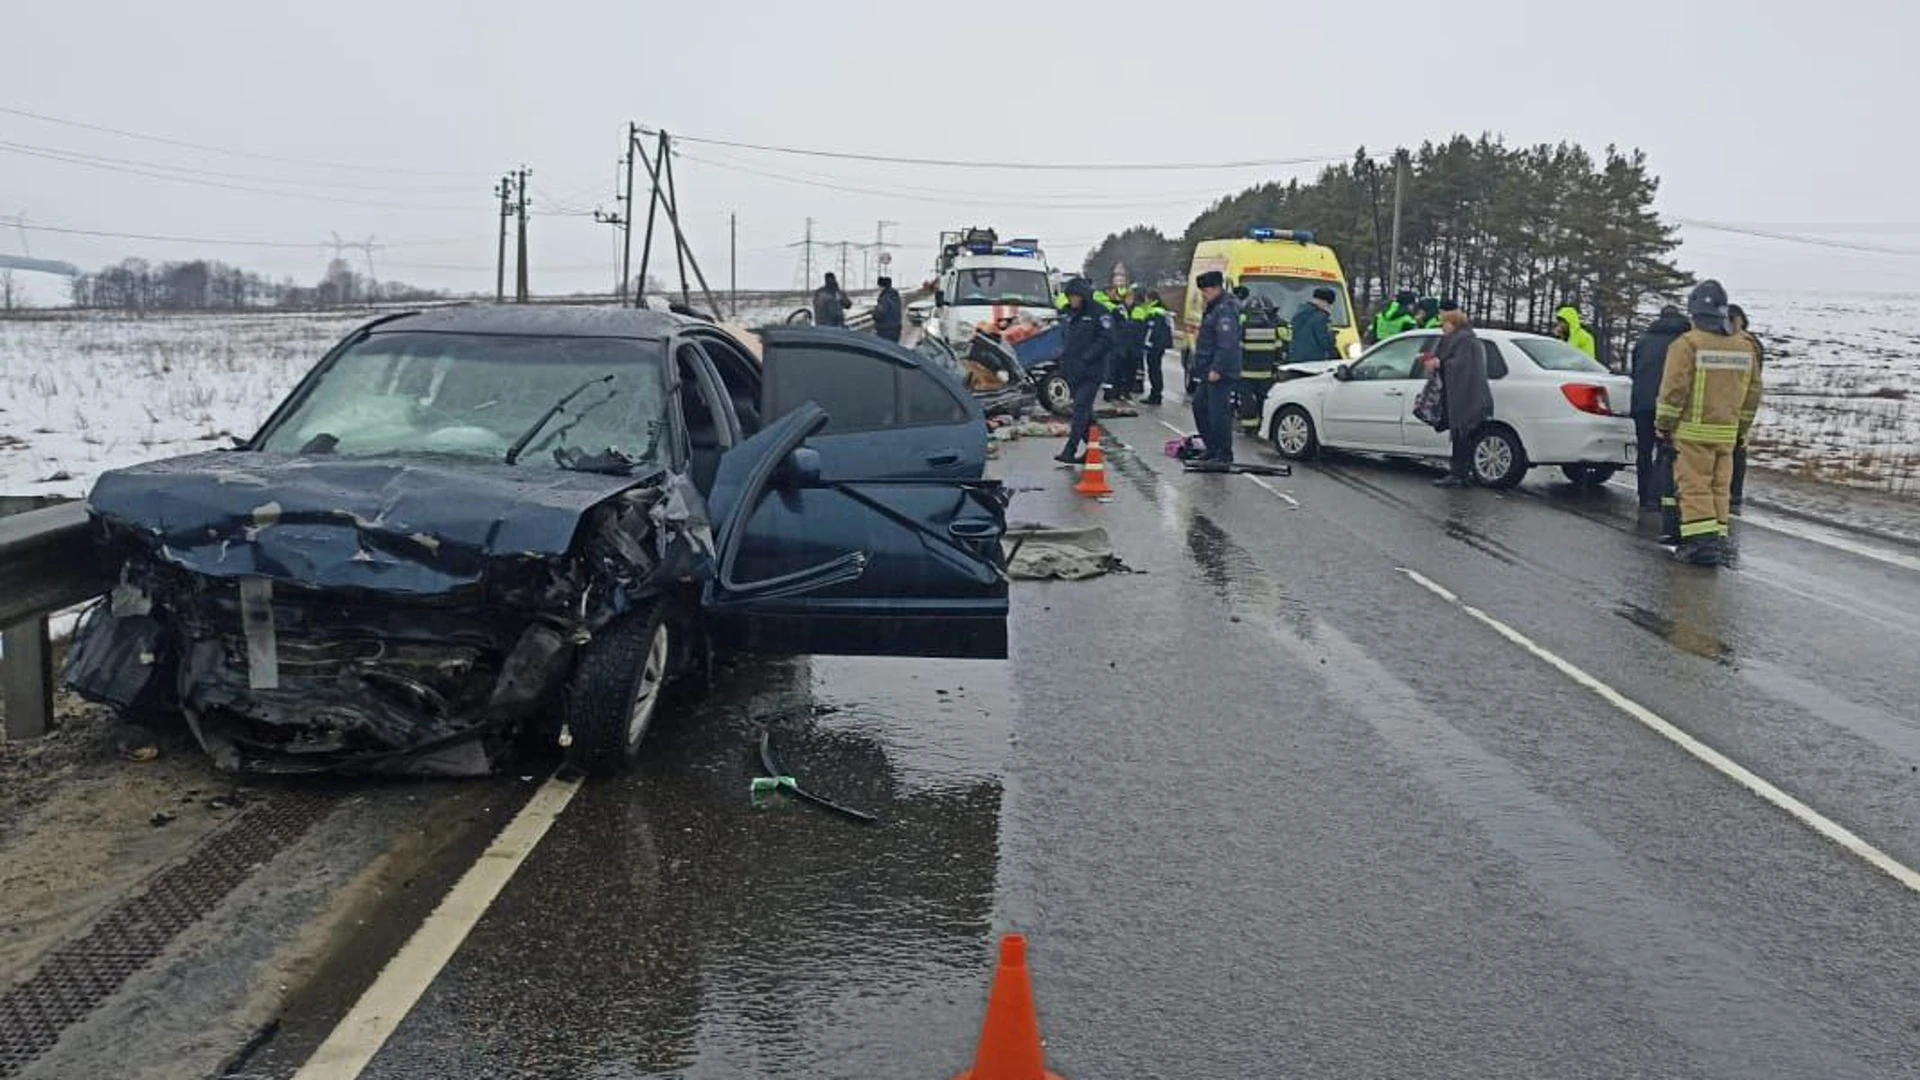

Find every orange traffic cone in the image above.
[954,934,1065,1080]
[1073,425,1114,499]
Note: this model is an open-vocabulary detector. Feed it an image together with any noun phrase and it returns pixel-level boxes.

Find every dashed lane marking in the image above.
[292,773,583,1080]
[1396,566,1920,898]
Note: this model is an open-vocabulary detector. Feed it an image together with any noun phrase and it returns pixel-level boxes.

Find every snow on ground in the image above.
[1737,290,1919,495]
[0,302,846,499]
[0,311,370,499]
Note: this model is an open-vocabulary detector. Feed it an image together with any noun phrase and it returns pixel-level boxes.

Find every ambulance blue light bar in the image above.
[1001,246,1037,257]
[964,243,1039,257]
[1248,227,1315,244]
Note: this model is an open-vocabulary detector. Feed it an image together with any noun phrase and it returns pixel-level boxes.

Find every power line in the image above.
[0,104,486,178]
[641,125,1349,173]
[0,136,470,193]
[0,141,476,212]
[679,145,1242,206]
[674,150,1244,211]
[1678,218,1920,257]
[13,221,475,249]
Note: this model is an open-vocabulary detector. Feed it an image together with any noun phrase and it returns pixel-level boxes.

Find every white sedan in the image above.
[1259,328,1635,488]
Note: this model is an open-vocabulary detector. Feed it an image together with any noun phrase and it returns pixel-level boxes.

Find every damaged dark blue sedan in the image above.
[63,306,1009,776]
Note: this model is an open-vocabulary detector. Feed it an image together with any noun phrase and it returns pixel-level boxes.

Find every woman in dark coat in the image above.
[1431,309,1493,487]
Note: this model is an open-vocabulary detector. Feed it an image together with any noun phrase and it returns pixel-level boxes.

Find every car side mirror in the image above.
[1333,364,1353,382]
[776,447,823,489]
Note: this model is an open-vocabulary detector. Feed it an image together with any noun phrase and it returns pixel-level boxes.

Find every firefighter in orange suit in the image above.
[1654,279,1763,568]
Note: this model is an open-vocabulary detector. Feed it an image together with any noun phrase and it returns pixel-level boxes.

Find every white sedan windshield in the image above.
[255,332,667,468]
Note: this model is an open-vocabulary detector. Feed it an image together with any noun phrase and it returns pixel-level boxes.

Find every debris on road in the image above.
[149,810,176,827]
[753,729,879,824]
[1004,524,1131,581]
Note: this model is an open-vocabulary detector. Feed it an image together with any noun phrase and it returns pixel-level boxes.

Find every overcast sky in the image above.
[7,0,1920,305]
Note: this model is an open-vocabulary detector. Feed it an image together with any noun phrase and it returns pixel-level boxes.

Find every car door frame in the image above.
[752,326,986,481]
[701,403,1009,660]
[1322,334,1434,450]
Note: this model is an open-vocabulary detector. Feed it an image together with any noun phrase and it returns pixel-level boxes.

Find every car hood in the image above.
[88,451,656,593]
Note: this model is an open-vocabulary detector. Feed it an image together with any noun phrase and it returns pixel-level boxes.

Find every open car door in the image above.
[703,403,1008,661]
[755,326,986,481]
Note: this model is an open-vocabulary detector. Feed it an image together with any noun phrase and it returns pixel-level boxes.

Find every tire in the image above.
[561,602,672,776]
[1269,405,1319,460]
[1040,373,1075,418]
[1471,425,1529,489]
[1560,463,1619,488]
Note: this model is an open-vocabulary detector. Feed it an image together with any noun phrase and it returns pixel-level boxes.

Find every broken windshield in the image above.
[950,267,1051,307]
[253,332,667,467]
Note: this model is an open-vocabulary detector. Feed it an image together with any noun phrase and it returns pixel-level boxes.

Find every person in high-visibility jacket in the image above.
[1654,279,1763,568]
[1136,290,1173,405]
[1373,290,1418,342]
[1554,305,1598,360]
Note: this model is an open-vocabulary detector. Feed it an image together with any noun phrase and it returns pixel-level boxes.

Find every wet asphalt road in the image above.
[265,384,1920,1078]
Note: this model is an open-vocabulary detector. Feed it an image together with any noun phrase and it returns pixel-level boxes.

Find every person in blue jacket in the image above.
[1054,277,1120,466]
[1189,270,1243,466]
[1289,286,1341,363]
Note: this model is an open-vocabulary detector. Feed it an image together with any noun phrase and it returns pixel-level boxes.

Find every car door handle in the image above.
[1383,389,1405,397]
[926,449,963,468]
[949,519,999,539]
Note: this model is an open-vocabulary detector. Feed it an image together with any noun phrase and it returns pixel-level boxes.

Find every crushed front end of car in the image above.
[63,452,713,776]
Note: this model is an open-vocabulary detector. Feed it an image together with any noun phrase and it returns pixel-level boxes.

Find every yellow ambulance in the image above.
[1179,227,1362,363]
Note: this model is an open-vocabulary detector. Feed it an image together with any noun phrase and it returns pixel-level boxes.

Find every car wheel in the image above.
[1560,464,1619,488]
[1270,405,1318,460]
[562,602,671,776]
[1040,373,1075,418]
[1471,425,1529,489]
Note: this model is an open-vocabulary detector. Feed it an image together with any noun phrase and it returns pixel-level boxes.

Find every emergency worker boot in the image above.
[1674,538,1724,567]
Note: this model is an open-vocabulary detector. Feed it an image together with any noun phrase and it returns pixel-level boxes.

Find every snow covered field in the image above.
[0,293,1911,498]
[0,302,803,498]
[1739,290,1919,495]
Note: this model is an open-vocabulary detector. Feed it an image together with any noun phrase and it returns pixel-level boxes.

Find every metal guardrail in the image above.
[0,502,112,740]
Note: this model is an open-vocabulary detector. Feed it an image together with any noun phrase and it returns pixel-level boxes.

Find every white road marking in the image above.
[292,773,584,1079]
[1153,418,1301,506]
[1245,474,1301,508]
[1605,480,1920,574]
[1395,566,1920,897]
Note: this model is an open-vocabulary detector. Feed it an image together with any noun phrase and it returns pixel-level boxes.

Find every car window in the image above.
[1483,339,1509,380]
[949,267,1051,307]
[1241,275,1352,327]
[901,366,970,425]
[1514,337,1608,373]
[1350,335,1433,380]
[763,346,898,433]
[254,332,666,468]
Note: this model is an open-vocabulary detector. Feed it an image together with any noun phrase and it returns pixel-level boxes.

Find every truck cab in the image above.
[932,229,1057,344]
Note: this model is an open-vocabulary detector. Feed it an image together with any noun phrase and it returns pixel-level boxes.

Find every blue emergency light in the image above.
[966,242,995,255]
[1001,246,1036,257]
[1249,227,1316,244]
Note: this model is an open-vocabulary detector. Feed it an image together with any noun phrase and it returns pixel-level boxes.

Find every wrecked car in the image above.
[64,307,1009,777]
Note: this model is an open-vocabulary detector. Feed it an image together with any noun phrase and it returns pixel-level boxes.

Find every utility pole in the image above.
[619,124,637,304]
[1388,149,1407,298]
[729,212,738,317]
[838,240,849,286]
[804,217,814,287]
[494,176,512,303]
[514,167,530,303]
[595,151,630,301]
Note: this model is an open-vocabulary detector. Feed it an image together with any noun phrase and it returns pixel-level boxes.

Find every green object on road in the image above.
[750,775,798,805]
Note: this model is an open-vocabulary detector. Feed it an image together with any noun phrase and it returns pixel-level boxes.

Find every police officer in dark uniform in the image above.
[1054,277,1119,465]
[1189,270,1243,466]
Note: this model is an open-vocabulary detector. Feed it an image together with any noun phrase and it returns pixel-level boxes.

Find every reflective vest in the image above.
[1374,303,1417,341]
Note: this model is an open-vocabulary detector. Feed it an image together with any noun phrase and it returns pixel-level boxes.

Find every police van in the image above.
[1179,228,1363,365]
[931,228,1057,343]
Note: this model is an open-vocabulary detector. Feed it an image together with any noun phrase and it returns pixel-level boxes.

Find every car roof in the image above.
[364,303,691,340]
